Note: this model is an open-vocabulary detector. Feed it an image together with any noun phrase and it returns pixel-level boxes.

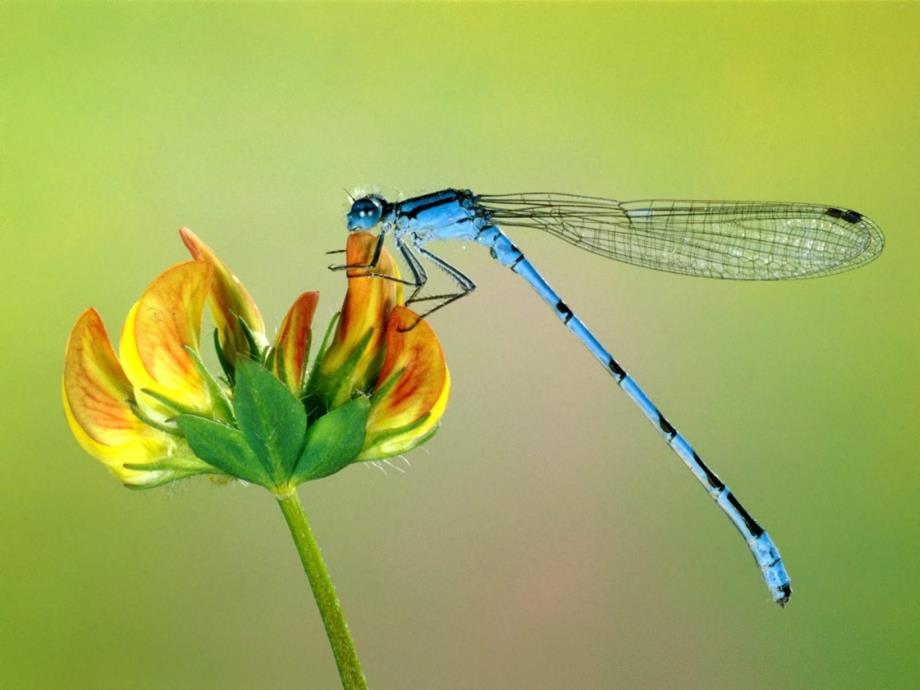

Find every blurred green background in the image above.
[2,3,918,689]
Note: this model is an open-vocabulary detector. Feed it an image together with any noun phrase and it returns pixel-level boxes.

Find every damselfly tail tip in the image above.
[775,583,793,608]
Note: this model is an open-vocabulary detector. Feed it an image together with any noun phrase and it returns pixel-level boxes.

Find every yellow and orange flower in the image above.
[308,233,404,409]
[180,227,267,361]
[307,232,450,461]
[62,308,184,487]
[271,290,319,396]
[119,260,217,416]
[62,229,449,489]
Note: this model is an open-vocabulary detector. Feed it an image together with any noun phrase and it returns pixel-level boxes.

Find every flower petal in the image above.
[358,306,450,460]
[180,227,266,361]
[62,308,174,485]
[119,261,214,414]
[272,291,319,395]
[314,232,403,407]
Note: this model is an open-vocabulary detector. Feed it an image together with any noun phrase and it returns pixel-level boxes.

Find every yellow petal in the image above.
[272,291,319,394]
[119,261,214,414]
[62,309,174,485]
[358,306,450,460]
[180,227,266,360]
[317,232,403,401]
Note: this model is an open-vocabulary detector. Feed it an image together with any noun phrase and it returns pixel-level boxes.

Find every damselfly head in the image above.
[347,195,386,231]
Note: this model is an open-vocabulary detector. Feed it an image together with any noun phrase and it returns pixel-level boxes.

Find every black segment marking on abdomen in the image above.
[608,357,626,381]
[658,414,677,439]
[693,450,725,492]
[555,300,574,324]
[725,492,764,537]
[776,583,792,605]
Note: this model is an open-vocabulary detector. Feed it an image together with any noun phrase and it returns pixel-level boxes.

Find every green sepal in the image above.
[138,388,200,417]
[368,366,405,405]
[127,399,180,435]
[122,469,208,491]
[394,422,440,456]
[176,414,275,488]
[273,347,288,394]
[313,311,341,364]
[237,314,265,362]
[185,345,234,422]
[358,413,432,461]
[264,346,278,378]
[296,329,313,397]
[123,453,214,473]
[291,396,370,484]
[232,358,307,484]
[303,312,340,416]
[304,327,375,419]
[265,329,312,398]
[213,328,236,384]
[122,452,218,490]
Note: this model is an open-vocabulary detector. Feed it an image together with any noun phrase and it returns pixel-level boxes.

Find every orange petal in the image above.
[62,309,173,484]
[358,306,450,460]
[119,261,214,414]
[272,291,319,394]
[180,228,266,361]
[316,232,403,402]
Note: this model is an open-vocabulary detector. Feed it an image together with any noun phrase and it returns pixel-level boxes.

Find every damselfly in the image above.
[337,188,884,606]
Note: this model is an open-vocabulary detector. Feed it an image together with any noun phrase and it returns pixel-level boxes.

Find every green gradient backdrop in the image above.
[3,3,918,689]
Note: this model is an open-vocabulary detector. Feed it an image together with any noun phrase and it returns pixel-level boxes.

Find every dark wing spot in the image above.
[825,207,863,224]
[841,209,863,224]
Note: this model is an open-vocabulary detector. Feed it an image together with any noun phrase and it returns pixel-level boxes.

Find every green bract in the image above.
[174,358,371,491]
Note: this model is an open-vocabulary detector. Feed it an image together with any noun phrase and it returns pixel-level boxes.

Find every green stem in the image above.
[276,489,368,690]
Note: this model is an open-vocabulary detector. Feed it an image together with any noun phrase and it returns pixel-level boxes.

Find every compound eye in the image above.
[347,197,383,230]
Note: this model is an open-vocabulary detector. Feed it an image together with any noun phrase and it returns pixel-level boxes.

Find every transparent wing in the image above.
[475,193,884,280]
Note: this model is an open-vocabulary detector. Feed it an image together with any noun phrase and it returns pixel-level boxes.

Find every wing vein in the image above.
[475,193,883,280]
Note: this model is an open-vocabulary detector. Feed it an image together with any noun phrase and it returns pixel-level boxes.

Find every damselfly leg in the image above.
[399,245,476,328]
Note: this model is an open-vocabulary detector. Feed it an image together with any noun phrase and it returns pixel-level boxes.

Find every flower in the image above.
[118,260,218,416]
[63,229,449,491]
[307,232,403,410]
[359,306,450,460]
[306,232,450,461]
[271,291,319,396]
[180,227,267,362]
[61,308,187,487]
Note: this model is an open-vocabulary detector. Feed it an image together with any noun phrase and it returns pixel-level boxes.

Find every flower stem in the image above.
[276,489,368,690]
